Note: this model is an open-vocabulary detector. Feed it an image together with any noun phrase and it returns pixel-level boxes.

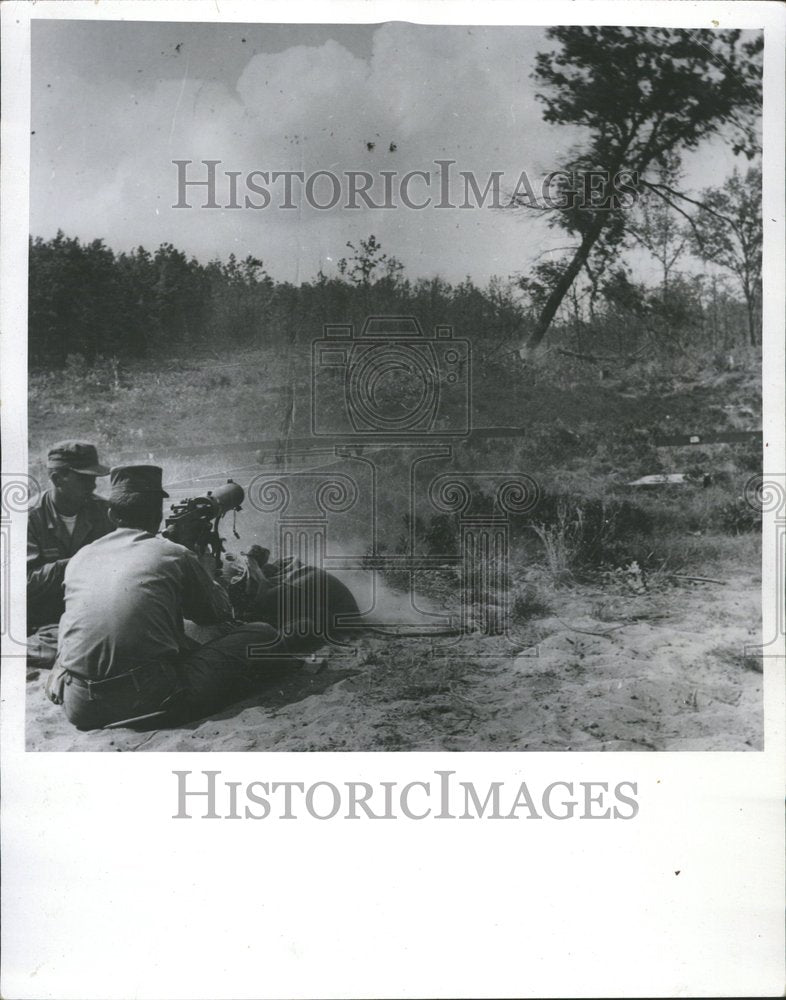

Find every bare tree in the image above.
[690,166,762,346]
[627,157,690,299]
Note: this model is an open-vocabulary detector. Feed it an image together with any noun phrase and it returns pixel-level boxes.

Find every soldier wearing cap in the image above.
[27,441,114,659]
[46,464,314,730]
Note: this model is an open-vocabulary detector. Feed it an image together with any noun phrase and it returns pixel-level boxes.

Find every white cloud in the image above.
[30,22,741,286]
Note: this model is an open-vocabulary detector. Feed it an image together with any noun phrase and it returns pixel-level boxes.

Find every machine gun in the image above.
[162,480,245,564]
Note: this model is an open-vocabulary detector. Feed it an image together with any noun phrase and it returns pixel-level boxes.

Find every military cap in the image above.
[47,440,110,476]
[109,465,170,503]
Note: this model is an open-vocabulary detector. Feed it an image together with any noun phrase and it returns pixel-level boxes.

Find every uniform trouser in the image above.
[27,624,60,670]
[57,621,321,731]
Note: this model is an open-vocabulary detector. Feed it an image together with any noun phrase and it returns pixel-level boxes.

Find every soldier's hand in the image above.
[218,554,245,590]
[173,520,205,551]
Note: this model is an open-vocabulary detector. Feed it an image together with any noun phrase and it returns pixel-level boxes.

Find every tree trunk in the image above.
[526,213,608,350]
[742,276,756,347]
[746,296,756,347]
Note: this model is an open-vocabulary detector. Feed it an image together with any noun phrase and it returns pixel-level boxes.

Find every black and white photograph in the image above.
[20,13,769,752]
[1,2,784,998]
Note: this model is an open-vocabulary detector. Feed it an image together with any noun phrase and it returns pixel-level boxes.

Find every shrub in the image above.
[510,583,552,622]
[522,492,652,570]
[716,495,761,534]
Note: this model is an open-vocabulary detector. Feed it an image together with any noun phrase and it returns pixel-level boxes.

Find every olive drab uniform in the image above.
[27,440,112,661]
[27,490,113,632]
[46,520,320,730]
[45,463,322,730]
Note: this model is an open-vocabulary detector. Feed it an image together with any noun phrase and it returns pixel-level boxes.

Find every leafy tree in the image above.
[517,259,569,313]
[337,235,403,287]
[690,166,762,346]
[151,243,207,343]
[206,254,275,344]
[29,232,128,364]
[601,267,648,318]
[521,26,762,350]
[114,245,162,356]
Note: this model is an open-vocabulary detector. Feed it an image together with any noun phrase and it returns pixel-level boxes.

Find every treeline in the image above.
[28,232,527,368]
[28,230,757,369]
[520,263,757,359]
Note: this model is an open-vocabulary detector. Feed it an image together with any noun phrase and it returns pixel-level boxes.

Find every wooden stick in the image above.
[557,618,629,638]
[556,347,644,364]
[668,574,725,585]
[102,709,170,730]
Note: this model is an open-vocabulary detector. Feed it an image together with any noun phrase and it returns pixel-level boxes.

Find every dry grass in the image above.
[28,345,761,600]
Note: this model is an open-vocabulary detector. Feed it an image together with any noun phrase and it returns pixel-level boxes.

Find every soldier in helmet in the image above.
[46,465,317,730]
[27,441,114,666]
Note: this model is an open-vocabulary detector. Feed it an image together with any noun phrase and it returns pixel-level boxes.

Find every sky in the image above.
[30,20,753,287]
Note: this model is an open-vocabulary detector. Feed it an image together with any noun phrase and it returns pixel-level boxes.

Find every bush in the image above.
[716,495,761,534]
[521,492,652,570]
[383,490,653,581]
[510,583,552,621]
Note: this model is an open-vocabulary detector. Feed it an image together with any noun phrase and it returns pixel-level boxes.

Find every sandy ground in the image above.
[26,569,762,752]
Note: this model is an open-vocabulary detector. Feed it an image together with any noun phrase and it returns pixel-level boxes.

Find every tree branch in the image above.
[639,181,708,253]
[643,180,743,238]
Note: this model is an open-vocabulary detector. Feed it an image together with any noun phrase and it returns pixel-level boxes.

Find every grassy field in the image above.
[28,342,762,586]
[29,340,761,536]
[27,342,763,751]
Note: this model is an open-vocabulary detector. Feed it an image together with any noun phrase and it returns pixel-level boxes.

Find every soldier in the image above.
[27,440,114,666]
[45,465,317,730]
[228,544,361,639]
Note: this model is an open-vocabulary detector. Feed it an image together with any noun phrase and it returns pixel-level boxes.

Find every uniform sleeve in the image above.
[181,552,233,625]
[27,519,68,608]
